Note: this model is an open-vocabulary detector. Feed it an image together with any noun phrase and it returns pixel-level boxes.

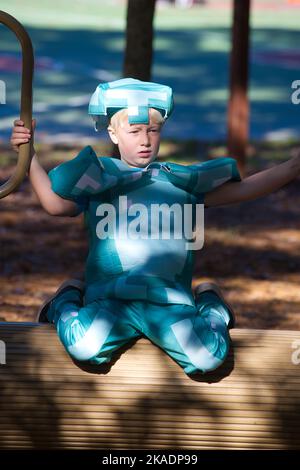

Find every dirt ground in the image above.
[1,142,300,331]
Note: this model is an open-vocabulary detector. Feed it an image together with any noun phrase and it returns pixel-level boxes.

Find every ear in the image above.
[107,126,118,145]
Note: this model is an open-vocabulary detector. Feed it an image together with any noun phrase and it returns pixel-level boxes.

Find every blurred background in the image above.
[1,0,299,143]
[1,0,300,329]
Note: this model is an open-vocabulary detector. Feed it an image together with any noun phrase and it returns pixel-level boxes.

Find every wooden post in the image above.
[227,0,251,176]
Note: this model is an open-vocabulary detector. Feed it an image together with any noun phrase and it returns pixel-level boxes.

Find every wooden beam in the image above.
[0,323,300,449]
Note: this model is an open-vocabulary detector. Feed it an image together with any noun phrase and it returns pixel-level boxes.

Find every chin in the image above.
[132,155,151,165]
[135,161,149,168]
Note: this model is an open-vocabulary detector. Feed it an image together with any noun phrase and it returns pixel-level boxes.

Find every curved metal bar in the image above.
[0,10,34,199]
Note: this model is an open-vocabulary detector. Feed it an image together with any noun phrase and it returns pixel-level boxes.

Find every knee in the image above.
[184,352,228,376]
[66,344,95,362]
[68,350,111,364]
[56,311,94,361]
[56,307,115,362]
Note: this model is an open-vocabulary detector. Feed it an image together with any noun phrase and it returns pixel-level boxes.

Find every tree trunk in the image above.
[227,0,251,177]
[111,0,157,158]
[123,0,157,81]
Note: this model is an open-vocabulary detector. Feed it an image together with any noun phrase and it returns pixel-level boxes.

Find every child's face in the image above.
[108,115,162,168]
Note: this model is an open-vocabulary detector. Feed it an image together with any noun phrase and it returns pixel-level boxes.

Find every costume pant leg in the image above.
[139,295,231,376]
[48,289,142,364]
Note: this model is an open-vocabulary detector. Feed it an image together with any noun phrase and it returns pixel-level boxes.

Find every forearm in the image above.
[238,156,300,202]
[205,156,300,207]
[11,118,78,216]
[28,154,79,216]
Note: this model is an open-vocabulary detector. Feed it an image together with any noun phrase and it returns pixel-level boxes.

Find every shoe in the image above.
[36,278,85,323]
[194,282,235,329]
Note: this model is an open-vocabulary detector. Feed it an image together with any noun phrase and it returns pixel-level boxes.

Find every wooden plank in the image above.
[0,323,300,450]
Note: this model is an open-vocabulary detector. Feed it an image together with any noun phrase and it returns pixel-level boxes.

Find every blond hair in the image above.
[108,108,164,131]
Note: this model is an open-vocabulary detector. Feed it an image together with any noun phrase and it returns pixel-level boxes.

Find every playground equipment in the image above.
[0,10,33,199]
[1,10,300,450]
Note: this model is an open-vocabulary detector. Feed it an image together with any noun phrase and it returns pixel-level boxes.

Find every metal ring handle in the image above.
[0,10,34,199]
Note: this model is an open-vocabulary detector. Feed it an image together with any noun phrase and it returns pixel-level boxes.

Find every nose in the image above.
[141,130,151,147]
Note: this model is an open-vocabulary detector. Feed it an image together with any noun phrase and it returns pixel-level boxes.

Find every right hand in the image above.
[10,118,36,154]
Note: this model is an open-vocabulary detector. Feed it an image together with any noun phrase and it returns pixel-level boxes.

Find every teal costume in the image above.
[47,146,241,375]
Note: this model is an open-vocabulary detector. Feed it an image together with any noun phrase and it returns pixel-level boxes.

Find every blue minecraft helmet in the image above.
[88,77,174,131]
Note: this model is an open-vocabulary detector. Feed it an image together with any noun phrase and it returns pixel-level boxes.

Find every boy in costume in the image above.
[11,78,300,375]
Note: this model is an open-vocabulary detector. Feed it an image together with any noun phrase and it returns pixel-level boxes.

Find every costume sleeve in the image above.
[188,157,241,196]
[48,145,107,214]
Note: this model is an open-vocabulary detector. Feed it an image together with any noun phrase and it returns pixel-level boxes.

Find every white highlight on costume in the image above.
[76,164,103,191]
[105,89,167,116]
[60,311,79,323]
[67,311,117,361]
[194,163,233,191]
[171,318,223,372]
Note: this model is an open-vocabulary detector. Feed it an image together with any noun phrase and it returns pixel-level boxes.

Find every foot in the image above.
[36,278,85,323]
[194,282,235,329]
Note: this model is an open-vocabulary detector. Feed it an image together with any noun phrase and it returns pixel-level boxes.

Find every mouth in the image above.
[138,150,152,156]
